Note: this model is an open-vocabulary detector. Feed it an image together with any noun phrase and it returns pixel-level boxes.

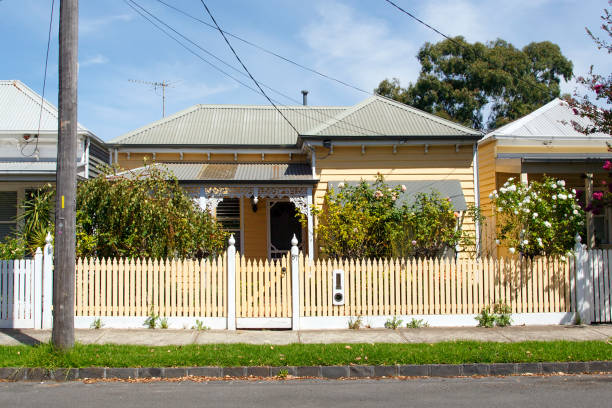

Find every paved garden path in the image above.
[0,325,610,346]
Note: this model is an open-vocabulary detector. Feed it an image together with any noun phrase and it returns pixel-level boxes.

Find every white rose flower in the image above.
[514,210,519,215]
[507,177,514,182]
[522,240,529,245]
[508,184,517,192]
[552,195,557,200]
[500,187,507,194]
[572,189,576,194]
[573,209,579,215]
[544,221,552,228]
[524,208,531,213]
[557,180,566,187]
[533,212,538,219]
[338,182,345,189]
[489,193,494,199]
[509,247,516,254]
[497,207,503,212]
[561,256,567,261]
[495,239,501,245]
[558,194,567,200]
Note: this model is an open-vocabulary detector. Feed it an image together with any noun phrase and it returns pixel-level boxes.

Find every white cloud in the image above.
[80,14,133,35]
[300,1,418,90]
[80,54,109,67]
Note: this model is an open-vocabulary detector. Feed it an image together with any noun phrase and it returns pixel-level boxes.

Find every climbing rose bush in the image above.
[491,177,584,258]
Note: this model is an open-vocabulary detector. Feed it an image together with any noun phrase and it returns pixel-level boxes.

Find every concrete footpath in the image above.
[1,325,611,346]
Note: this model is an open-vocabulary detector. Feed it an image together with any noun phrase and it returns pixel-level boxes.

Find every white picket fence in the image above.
[0,235,611,330]
[0,239,53,329]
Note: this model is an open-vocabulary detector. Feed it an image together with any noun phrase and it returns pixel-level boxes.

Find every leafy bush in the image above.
[309,174,471,259]
[475,306,496,328]
[348,316,363,330]
[391,191,463,258]
[144,307,159,329]
[491,176,584,258]
[90,318,103,330]
[384,316,403,329]
[191,320,210,331]
[159,317,169,329]
[0,164,227,259]
[476,303,513,327]
[406,318,429,328]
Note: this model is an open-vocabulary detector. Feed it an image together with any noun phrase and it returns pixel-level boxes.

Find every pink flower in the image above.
[603,160,612,171]
[411,240,417,246]
[594,84,604,94]
[572,108,579,115]
[454,212,460,218]
[401,185,407,192]
[374,190,383,199]
[593,191,604,200]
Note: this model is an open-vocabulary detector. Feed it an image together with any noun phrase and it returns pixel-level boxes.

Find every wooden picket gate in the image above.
[587,249,612,323]
[0,260,37,328]
[235,253,292,328]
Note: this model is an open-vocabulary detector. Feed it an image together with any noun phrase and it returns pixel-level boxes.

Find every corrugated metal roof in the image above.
[117,162,315,183]
[327,179,467,210]
[484,98,609,140]
[109,105,347,145]
[0,80,90,134]
[110,95,481,146]
[304,96,481,138]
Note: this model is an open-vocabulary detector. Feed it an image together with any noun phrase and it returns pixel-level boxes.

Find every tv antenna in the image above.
[128,79,176,117]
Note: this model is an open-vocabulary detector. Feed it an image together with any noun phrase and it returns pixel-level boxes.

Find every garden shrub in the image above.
[491,176,584,258]
[0,164,227,259]
[310,174,471,259]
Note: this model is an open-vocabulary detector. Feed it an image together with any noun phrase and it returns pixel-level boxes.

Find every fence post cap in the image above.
[575,234,582,243]
[45,232,52,245]
[35,247,42,255]
[228,234,235,247]
[291,234,298,247]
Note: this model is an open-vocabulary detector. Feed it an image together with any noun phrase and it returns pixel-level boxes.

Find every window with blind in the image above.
[216,198,241,250]
[0,191,17,241]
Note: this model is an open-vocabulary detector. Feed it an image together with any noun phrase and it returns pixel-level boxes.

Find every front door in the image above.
[268,201,302,259]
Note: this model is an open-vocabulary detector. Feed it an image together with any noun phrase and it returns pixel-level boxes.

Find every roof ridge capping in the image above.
[303,94,481,137]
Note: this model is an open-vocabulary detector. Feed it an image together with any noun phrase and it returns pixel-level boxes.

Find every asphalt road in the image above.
[1,375,611,408]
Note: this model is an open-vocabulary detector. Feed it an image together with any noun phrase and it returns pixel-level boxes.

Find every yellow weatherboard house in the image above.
[478,98,612,254]
[109,94,482,259]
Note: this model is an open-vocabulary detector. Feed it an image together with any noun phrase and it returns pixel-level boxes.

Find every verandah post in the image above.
[574,234,592,324]
[226,235,237,330]
[42,232,54,329]
[291,235,300,330]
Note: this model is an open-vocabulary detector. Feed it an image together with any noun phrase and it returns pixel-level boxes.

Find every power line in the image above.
[127,0,301,105]
[382,0,555,98]
[23,0,55,158]
[198,0,299,135]
[123,0,385,137]
[152,0,371,96]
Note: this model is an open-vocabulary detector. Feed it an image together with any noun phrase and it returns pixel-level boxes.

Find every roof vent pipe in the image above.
[301,90,308,106]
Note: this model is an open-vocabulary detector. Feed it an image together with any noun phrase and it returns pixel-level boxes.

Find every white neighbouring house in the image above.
[0,80,109,240]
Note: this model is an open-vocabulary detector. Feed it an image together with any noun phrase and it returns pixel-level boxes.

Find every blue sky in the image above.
[1,0,610,141]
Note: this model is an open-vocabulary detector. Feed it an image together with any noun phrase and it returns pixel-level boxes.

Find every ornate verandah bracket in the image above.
[198,186,311,214]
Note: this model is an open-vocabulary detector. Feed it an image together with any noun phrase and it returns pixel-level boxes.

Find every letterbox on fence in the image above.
[332,269,345,305]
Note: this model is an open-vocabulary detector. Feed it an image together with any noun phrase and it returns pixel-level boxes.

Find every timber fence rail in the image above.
[74,256,227,318]
[298,253,575,317]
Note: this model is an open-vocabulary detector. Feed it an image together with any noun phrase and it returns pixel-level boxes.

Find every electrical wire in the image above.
[123,0,387,137]
[127,0,302,106]
[382,0,555,99]
[198,0,300,135]
[22,0,55,157]
[152,0,371,96]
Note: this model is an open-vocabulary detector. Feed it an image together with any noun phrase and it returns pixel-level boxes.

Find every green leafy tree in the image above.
[566,2,612,135]
[391,191,462,258]
[491,177,584,258]
[310,175,469,259]
[376,37,573,130]
[0,164,227,259]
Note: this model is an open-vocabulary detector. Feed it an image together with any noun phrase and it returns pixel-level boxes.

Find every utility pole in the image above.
[128,79,173,117]
[53,0,78,349]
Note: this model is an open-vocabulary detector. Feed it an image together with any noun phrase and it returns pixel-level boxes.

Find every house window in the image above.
[0,191,18,241]
[216,198,241,251]
[594,208,612,246]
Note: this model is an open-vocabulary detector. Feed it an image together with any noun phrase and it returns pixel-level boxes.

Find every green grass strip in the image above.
[0,341,610,369]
